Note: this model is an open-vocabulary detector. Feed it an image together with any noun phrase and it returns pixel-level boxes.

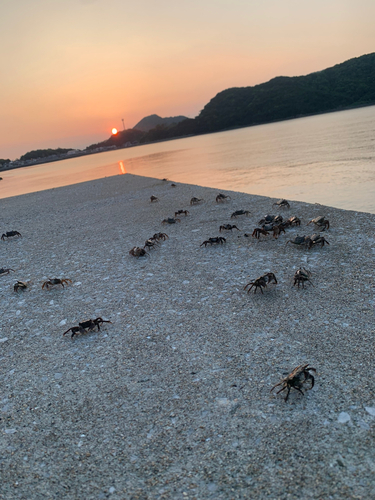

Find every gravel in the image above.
[0,173,374,499]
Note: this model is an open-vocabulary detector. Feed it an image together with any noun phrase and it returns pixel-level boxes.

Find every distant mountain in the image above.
[19,148,74,161]
[133,114,188,132]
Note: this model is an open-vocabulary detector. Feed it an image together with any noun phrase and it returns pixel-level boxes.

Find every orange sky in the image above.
[1,0,374,159]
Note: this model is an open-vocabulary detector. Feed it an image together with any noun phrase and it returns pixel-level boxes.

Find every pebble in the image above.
[365,406,375,416]
[338,412,351,424]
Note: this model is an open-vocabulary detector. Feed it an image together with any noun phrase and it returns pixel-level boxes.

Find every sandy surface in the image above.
[0,173,374,499]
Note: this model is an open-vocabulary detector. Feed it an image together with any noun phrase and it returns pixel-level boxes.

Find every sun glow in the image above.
[112,128,118,135]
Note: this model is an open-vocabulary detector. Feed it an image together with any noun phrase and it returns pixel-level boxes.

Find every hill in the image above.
[140,52,375,142]
[86,52,375,150]
[195,52,375,133]
[133,114,188,132]
[85,129,145,151]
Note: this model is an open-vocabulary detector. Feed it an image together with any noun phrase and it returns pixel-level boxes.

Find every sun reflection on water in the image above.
[118,161,126,174]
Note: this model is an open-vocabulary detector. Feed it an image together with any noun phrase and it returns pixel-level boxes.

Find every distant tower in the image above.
[122,118,125,131]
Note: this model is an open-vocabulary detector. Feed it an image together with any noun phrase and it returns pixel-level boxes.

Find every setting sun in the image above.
[111,128,118,135]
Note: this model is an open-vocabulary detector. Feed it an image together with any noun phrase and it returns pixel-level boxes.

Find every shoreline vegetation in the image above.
[0,174,374,498]
[2,52,374,172]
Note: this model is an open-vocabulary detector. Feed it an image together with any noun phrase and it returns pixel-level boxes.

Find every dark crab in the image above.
[308,216,330,231]
[0,268,15,276]
[244,272,277,294]
[150,195,159,203]
[42,278,72,290]
[175,210,189,217]
[14,281,29,293]
[200,236,226,247]
[307,233,330,249]
[286,235,310,248]
[162,217,180,224]
[272,224,286,239]
[270,364,316,401]
[231,210,250,218]
[144,239,159,250]
[273,199,290,209]
[150,232,169,241]
[258,215,283,226]
[190,197,204,205]
[63,317,112,338]
[253,223,285,239]
[286,216,301,227]
[129,246,148,257]
[216,193,231,203]
[1,231,22,240]
[252,228,268,239]
[293,268,313,288]
[219,224,240,232]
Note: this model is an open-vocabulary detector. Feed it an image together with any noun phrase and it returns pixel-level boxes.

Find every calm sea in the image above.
[1,106,375,213]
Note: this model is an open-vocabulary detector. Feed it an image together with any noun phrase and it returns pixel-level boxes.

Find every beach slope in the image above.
[0,174,374,499]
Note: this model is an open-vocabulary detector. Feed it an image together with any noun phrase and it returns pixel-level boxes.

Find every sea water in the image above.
[1,105,374,213]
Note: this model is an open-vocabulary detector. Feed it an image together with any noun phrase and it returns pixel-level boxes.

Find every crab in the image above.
[175,210,189,217]
[293,268,313,288]
[144,239,159,250]
[286,216,301,227]
[252,223,285,239]
[308,216,330,231]
[286,235,310,248]
[307,233,330,249]
[252,228,268,239]
[270,364,316,401]
[273,199,290,209]
[150,195,158,203]
[151,232,169,241]
[14,281,29,293]
[42,278,72,290]
[216,193,231,203]
[170,183,177,187]
[200,236,226,247]
[231,210,250,218]
[162,217,180,224]
[258,215,283,226]
[1,231,22,240]
[244,272,277,294]
[272,224,286,239]
[219,224,240,232]
[129,246,148,257]
[63,317,112,338]
[190,197,204,205]
[0,268,15,276]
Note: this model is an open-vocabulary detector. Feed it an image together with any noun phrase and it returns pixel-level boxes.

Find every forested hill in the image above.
[195,53,375,132]
[133,114,187,132]
[141,52,375,141]
[85,53,375,149]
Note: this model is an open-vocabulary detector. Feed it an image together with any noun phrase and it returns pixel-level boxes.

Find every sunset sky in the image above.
[1,0,374,159]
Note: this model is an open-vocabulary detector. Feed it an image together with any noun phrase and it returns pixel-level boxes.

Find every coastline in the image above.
[0,174,374,499]
[2,102,374,174]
